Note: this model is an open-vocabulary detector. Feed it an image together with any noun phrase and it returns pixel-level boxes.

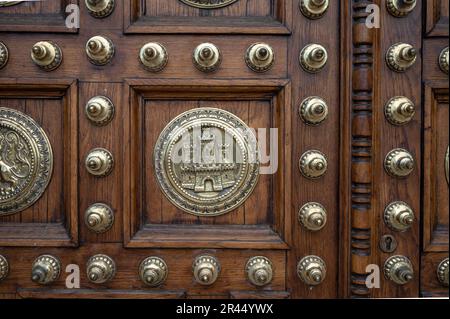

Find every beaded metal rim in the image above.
[179,0,238,9]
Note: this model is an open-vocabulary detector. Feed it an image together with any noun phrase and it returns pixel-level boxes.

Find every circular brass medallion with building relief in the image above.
[179,0,238,9]
[0,108,53,216]
[154,107,259,217]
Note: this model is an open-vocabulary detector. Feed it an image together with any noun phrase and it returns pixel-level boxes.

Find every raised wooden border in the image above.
[426,0,449,37]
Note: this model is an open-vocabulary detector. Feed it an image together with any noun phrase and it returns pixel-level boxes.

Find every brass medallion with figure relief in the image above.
[154,107,260,217]
[179,0,238,9]
[0,108,53,216]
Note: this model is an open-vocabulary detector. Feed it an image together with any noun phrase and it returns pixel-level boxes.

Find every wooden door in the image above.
[0,0,448,299]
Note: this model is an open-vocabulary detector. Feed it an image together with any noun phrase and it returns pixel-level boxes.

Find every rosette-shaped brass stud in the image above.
[384,96,415,125]
[193,255,220,286]
[139,42,168,72]
[384,148,414,178]
[246,256,273,287]
[86,36,114,66]
[386,0,417,17]
[85,203,114,233]
[297,255,326,286]
[0,42,8,70]
[31,255,61,285]
[193,43,221,73]
[300,44,328,73]
[439,47,449,75]
[437,258,449,287]
[384,255,414,285]
[299,96,329,125]
[139,257,168,287]
[386,43,417,72]
[298,202,327,231]
[299,0,329,19]
[31,41,62,71]
[384,201,415,232]
[85,96,115,126]
[85,0,115,18]
[0,255,9,282]
[299,150,328,179]
[245,43,275,73]
[85,148,114,177]
[87,254,116,284]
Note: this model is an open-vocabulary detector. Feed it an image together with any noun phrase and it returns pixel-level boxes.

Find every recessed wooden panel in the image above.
[420,253,449,297]
[124,0,290,34]
[426,0,449,37]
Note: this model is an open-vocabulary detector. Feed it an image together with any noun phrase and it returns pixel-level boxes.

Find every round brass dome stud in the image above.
[30,41,62,71]
[299,0,329,19]
[31,255,61,285]
[139,257,168,287]
[297,255,326,286]
[246,256,273,287]
[87,254,116,284]
[299,150,328,179]
[139,42,169,73]
[193,255,220,286]
[298,202,327,232]
[245,43,275,73]
[299,44,328,73]
[85,0,115,18]
[0,42,9,70]
[84,203,114,234]
[384,201,415,232]
[0,255,9,282]
[384,96,415,125]
[86,35,115,66]
[439,47,449,75]
[384,148,415,178]
[85,148,114,177]
[386,43,417,72]
[85,96,115,126]
[386,0,417,17]
[299,96,329,126]
[437,258,449,287]
[384,255,414,285]
[193,43,221,73]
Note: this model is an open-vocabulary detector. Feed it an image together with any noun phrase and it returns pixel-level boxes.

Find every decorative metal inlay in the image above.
[0,108,53,216]
[154,107,260,217]
[179,0,238,9]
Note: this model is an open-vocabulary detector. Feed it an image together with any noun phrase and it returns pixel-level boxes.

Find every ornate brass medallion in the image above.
[154,107,260,217]
[0,108,53,216]
[179,0,238,9]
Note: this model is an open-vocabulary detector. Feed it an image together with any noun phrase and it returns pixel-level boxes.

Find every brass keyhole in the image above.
[380,234,397,253]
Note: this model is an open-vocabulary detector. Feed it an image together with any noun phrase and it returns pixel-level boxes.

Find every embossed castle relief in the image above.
[154,107,260,217]
[0,107,53,216]
[179,0,239,9]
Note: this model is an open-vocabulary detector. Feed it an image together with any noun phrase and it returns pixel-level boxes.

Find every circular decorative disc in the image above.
[179,0,238,9]
[154,107,260,217]
[0,108,53,216]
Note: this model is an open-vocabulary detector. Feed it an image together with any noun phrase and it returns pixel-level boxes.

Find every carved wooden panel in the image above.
[426,0,449,37]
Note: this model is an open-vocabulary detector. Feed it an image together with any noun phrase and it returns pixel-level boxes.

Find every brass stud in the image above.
[86,254,116,284]
[85,96,115,126]
[245,43,275,73]
[0,255,9,282]
[85,148,114,177]
[439,47,449,75]
[31,255,61,285]
[384,201,415,232]
[384,255,414,285]
[297,255,326,286]
[193,255,220,286]
[0,42,9,70]
[139,42,169,73]
[85,203,114,234]
[246,256,273,287]
[86,36,115,66]
[386,43,417,72]
[139,257,168,287]
[384,96,415,125]
[300,44,328,73]
[85,0,115,18]
[298,202,327,232]
[384,148,414,178]
[299,96,329,125]
[299,150,328,179]
[386,0,417,17]
[437,258,449,287]
[299,0,329,19]
[30,41,62,71]
[193,43,221,73]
